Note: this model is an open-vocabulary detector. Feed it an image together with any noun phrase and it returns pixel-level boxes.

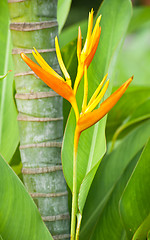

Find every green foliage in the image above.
[107,87,150,145]
[120,139,150,240]
[0,154,53,240]
[61,1,150,239]
[57,0,72,33]
[0,0,150,239]
[80,120,150,239]
[0,0,19,162]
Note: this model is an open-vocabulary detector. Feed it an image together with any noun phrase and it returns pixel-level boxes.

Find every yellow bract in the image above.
[81,70,110,115]
[55,36,72,87]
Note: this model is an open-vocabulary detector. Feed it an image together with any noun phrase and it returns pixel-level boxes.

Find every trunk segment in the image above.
[8,0,70,239]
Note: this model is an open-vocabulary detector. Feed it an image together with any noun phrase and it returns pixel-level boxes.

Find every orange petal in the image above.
[74,28,101,95]
[32,48,61,79]
[20,53,74,103]
[85,27,101,67]
[77,77,133,132]
[82,9,94,55]
[88,15,101,54]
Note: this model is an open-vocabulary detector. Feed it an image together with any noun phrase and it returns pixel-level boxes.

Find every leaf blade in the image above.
[0,154,53,240]
[80,119,150,239]
[120,138,150,240]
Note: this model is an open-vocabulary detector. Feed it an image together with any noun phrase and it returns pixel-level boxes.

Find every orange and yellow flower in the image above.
[20,10,134,240]
[77,72,133,132]
[74,9,101,94]
[21,9,133,134]
[20,37,79,121]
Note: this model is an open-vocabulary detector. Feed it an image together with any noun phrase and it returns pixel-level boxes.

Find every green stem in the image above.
[71,127,80,240]
[75,213,82,240]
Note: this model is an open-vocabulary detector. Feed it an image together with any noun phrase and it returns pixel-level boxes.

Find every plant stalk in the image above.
[75,213,82,240]
[71,127,80,240]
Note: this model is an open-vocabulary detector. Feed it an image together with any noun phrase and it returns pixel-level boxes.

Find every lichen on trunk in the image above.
[8,0,70,239]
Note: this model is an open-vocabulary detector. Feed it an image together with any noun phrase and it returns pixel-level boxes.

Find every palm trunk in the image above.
[8,0,70,239]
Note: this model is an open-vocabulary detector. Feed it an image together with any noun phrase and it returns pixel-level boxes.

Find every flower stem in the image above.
[71,127,80,240]
[75,213,82,240]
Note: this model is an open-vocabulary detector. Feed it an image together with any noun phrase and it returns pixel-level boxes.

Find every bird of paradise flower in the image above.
[21,9,133,240]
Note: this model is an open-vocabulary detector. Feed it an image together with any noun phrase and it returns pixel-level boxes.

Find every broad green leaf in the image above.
[59,20,87,48]
[62,0,132,216]
[0,154,53,240]
[0,0,19,162]
[57,0,72,34]
[106,87,150,142]
[61,39,77,82]
[120,139,150,240]
[110,98,150,150]
[90,150,141,240]
[80,119,150,239]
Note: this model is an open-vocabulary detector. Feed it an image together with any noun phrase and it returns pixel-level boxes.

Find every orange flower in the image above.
[77,75,133,132]
[20,38,79,121]
[20,9,133,130]
[74,9,101,95]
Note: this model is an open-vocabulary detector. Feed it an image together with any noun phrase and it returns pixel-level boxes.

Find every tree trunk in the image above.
[8,0,70,239]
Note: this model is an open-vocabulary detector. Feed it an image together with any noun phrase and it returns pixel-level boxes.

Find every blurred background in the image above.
[65,0,150,26]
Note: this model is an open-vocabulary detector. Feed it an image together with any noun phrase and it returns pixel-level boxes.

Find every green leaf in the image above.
[9,145,22,178]
[0,0,9,74]
[110,98,150,150]
[148,231,150,240]
[62,0,132,216]
[57,0,72,34]
[0,0,19,162]
[61,39,77,82]
[0,154,53,240]
[106,86,150,142]
[59,19,87,48]
[80,119,150,239]
[89,150,141,240]
[120,139,150,240]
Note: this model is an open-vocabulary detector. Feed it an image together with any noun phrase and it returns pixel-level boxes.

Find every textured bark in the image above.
[8,0,70,239]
